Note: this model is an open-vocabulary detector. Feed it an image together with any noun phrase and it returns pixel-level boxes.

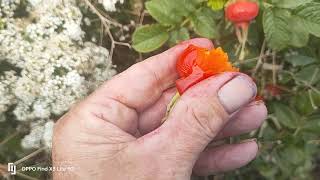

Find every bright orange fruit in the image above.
[176,45,238,94]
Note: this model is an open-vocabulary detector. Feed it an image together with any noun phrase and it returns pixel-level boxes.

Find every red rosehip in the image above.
[225,1,259,25]
[225,0,259,61]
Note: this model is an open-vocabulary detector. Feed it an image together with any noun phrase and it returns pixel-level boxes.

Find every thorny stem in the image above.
[261,65,266,103]
[88,1,122,28]
[309,90,319,110]
[14,147,47,165]
[0,131,19,147]
[268,114,282,130]
[99,9,123,27]
[234,56,264,66]
[283,70,320,95]
[138,10,146,25]
[235,43,241,57]
[239,26,248,61]
[99,22,104,46]
[293,127,301,136]
[309,66,320,86]
[272,51,277,85]
[308,140,320,145]
[83,0,131,61]
[161,92,180,124]
[235,26,243,43]
[180,18,190,27]
[252,39,266,77]
[258,121,267,138]
[234,22,249,61]
[261,63,283,71]
[114,41,132,46]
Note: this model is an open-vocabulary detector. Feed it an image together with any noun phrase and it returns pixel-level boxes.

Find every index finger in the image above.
[89,38,214,112]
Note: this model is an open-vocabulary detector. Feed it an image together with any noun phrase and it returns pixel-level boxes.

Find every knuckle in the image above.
[186,97,229,138]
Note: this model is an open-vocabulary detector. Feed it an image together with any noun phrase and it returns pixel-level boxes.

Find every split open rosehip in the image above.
[175,45,238,94]
[162,45,239,124]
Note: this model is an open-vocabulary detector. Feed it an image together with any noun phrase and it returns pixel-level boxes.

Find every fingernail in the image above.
[248,100,265,107]
[240,138,260,151]
[218,75,257,113]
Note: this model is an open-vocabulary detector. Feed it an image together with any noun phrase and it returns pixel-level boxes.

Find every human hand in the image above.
[52,38,267,180]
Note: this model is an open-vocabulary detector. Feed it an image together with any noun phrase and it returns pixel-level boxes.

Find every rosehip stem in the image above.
[161,92,180,124]
[239,26,248,61]
[237,22,249,61]
[235,26,243,43]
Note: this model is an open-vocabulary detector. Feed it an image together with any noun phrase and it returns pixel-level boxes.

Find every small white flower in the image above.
[63,22,83,41]
[99,0,125,12]
[0,0,116,149]
[21,122,45,149]
[83,17,91,26]
[64,70,83,87]
[42,121,54,148]
[33,101,51,119]
[21,120,54,149]
[27,0,42,6]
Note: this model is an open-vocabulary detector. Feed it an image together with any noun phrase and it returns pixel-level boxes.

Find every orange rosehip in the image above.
[176,45,238,94]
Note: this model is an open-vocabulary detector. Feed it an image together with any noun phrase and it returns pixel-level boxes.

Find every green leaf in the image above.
[281,146,305,165]
[263,8,291,50]
[285,55,316,67]
[288,17,309,47]
[310,89,320,106]
[132,24,169,53]
[190,7,219,38]
[145,0,200,26]
[176,0,200,16]
[291,91,317,115]
[295,65,320,85]
[273,0,312,9]
[292,94,313,115]
[294,2,320,37]
[168,27,190,46]
[257,165,279,178]
[302,115,320,134]
[207,0,227,11]
[274,150,292,177]
[260,123,277,141]
[145,0,183,25]
[279,71,293,84]
[272,102,300,129]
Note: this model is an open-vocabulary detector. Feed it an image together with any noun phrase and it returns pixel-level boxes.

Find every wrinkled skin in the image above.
[53,38,267,180]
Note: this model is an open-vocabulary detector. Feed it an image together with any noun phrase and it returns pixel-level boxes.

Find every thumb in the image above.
[138,72,257,165]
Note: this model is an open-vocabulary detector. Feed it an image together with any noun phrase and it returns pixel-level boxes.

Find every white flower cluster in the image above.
[99,0,125,12]
[21,120,54,149]
[0,0,116,149]
[0,0,18,18]
[0,71,17,121]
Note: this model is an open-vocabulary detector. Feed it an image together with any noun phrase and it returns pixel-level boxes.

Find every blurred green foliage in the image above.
[132,0,320,179]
